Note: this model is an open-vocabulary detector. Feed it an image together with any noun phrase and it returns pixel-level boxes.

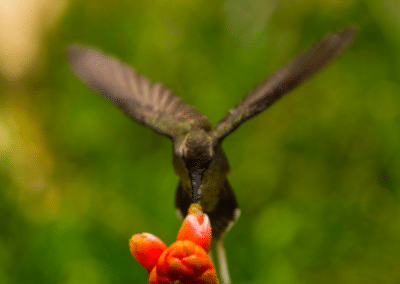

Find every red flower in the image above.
[130,204,219,284]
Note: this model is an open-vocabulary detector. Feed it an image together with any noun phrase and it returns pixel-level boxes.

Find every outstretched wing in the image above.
[212,25,358,142]
[66,45,211,139]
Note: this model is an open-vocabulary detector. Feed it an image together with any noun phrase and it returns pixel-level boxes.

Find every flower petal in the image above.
[177,204,212,253]
[130,233,167,272]
[153,240,219,284]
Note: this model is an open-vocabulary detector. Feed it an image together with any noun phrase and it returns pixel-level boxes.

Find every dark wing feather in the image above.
[212,25,358,142]
[66,45,211,139]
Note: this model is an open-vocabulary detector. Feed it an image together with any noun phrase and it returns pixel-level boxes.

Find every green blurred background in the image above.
[1,0,400,283]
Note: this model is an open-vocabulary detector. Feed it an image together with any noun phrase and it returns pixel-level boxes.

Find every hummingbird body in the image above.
[66,26,357,284]
[173,138,237,239]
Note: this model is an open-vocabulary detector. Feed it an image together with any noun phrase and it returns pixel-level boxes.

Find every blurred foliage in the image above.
[1,0,400,283]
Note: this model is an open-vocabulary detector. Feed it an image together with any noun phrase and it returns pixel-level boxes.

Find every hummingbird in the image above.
[67,25,357,283]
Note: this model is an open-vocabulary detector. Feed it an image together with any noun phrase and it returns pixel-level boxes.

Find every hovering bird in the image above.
[66,25,357,283]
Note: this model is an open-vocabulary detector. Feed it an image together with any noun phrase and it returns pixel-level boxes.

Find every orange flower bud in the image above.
[177,204,212,253]
[130,233,167,273]
[149,240,219,284]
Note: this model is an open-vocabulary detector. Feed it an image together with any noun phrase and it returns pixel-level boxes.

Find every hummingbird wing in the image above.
[212,25,357,142]
[66,45,211,139]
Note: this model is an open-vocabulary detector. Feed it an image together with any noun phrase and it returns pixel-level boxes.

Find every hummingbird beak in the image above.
[190,172,203,204]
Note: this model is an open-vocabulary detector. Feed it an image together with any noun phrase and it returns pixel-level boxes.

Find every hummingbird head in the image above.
[181,130,213,204]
